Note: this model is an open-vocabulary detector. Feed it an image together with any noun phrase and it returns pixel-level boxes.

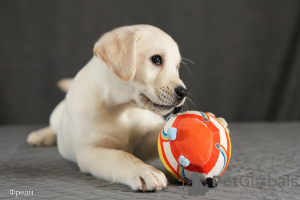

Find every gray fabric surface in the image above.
[0,123,299,199]
[1,0,300,124]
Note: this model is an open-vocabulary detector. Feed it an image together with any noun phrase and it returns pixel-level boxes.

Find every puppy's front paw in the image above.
[128,164,167,192]
[217,117,228,128]
[216,117,230,134]
[27,127,56,146]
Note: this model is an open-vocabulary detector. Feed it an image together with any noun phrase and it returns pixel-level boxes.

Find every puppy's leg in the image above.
[27,126,56,146]
[77,147,167,191]
[133,122,164,161]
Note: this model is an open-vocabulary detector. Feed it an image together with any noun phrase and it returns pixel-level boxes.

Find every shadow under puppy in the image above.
[28,25,190,191]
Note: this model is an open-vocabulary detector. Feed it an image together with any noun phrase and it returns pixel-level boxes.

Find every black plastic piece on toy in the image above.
[207,178,218,188]
[173,106,182,114]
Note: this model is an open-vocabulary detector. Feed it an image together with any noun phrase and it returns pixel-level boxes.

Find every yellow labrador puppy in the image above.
[27,25,188,191]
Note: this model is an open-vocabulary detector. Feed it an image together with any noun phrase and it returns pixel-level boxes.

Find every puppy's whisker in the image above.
[183,101,188,112]
[187,92,197,100]
[182,57,196,65]
[186,97,195,108]
[180,61,191,75]
[186,96,194,105]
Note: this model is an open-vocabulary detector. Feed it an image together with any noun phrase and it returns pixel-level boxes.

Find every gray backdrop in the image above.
[0,0,299,124]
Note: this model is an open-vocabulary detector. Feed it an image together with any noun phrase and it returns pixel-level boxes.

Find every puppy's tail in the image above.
[57,78,73,92]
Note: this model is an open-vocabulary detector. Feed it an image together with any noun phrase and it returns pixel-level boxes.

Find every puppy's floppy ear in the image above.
[93,27,141,82]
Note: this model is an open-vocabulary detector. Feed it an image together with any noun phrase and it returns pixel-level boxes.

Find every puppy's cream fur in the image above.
[27,25,228,191]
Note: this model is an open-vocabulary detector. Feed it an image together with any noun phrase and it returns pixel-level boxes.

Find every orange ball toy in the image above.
[157,111,231,185]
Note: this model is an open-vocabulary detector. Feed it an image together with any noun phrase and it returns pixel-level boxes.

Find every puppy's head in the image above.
[94,25,187,115]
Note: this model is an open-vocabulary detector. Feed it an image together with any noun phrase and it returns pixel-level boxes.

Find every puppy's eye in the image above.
[151,55,162,66]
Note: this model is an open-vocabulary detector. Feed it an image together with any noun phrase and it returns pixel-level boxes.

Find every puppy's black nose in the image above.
[175,86,188,101]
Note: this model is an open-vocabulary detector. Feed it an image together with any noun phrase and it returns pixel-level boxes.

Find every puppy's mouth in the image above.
[140,94,175,112]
